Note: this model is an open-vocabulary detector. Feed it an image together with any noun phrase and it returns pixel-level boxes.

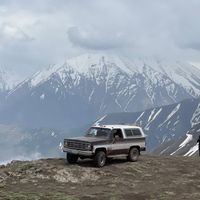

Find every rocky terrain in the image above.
[0,155,200,200]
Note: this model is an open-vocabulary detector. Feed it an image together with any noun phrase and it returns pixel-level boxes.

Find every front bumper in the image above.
[63,147,94,156]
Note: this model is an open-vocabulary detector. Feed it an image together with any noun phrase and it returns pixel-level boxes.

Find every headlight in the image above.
[86,144,92,150]
[64,140,68,147]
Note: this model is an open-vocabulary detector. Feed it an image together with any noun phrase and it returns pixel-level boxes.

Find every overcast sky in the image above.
[0,0,200,75]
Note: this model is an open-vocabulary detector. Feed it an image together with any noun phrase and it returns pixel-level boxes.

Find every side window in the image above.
[132,129,142,136]
[124,129,142,137]
[124,129,132,137]
[112,129,123,139]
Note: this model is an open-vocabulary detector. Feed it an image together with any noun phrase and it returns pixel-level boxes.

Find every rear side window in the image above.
[124,129,142,137]
[124,129,132,137]
[133,129,142,136]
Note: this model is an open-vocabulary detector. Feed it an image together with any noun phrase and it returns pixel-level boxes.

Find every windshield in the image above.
[85,127,111,138]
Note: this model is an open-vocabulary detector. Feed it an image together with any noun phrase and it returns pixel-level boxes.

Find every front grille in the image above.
[65,140,90,151]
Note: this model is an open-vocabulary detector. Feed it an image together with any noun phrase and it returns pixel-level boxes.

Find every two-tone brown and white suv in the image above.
[63,124,146,167]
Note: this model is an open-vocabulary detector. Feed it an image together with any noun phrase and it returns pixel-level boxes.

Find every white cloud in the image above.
[67,27,132,50]
[0,0,200,75]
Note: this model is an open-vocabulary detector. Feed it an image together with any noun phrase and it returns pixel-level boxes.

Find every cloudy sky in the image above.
[0,0,200,75]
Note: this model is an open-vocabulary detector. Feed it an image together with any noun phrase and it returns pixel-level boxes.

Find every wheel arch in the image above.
[95,147,107,155]
[129,146,141,154]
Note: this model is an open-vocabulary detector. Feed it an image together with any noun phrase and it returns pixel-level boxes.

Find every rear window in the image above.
[133,129,142,136]
[124,129,132,137]
[124,129,142,137]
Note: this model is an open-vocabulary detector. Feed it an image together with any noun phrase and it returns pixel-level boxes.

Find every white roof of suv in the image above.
[93,124,142,130]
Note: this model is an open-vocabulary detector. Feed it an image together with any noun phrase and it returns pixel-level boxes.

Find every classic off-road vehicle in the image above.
[63,124,146,167]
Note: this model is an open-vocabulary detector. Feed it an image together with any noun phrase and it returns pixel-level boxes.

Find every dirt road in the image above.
[0,155,200,200]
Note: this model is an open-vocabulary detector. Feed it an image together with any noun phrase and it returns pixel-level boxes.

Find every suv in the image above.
[63,124,146,167]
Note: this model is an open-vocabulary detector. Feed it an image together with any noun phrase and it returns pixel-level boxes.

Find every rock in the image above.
[20,179,29,184]
[0,183,5,188]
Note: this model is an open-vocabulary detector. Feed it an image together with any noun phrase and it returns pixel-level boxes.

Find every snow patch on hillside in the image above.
[136,112,144,123]
[190,103,200,127]
[40,94,45,100]
[170,134,193,155]
[31,65,59,87]
[184,144,198,156]
[179,134,193,148]
[159,104,180,128]
[145,108,162,130]
[93,115,107,125]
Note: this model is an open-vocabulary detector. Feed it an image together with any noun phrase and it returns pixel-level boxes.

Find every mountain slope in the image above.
[1,54,200,128]
[153,123,200,156]
[98,97,200,153]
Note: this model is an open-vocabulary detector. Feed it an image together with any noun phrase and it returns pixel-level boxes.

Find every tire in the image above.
[127,147,139,162]
[94,151,106,167]
[67,153,78,164]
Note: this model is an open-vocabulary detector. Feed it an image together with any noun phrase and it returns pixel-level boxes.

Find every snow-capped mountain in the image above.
[97,97,200,155]
[1,53,200,128]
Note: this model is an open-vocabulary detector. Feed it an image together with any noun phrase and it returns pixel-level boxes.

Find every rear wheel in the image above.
[94,151,106,167]
[127,147,139,162]
[67,153,78,164]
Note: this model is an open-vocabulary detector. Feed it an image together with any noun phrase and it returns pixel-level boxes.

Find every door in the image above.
[110,129,128,155]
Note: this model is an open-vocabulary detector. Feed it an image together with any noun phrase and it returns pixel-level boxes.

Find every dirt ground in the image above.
[0,155,200,200]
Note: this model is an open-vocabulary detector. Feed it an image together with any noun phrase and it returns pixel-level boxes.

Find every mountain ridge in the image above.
[98,97,200,155]
[1,54,200,128]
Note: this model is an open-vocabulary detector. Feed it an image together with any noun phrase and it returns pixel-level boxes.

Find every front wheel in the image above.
[127,147,139,162]
[67,153,78,164]
[94,151,106,167]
